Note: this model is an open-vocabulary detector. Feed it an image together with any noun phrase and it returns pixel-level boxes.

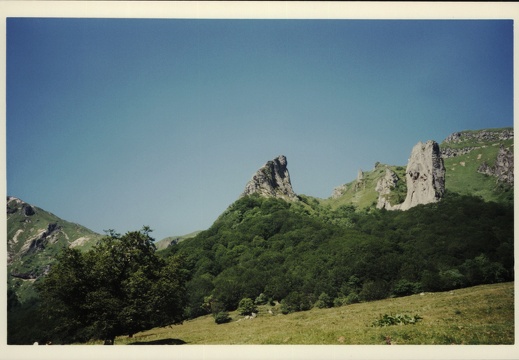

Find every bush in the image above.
[439,269,466,290]
[334,292,360,307]
[333,297,346,307]
[346,292,360,304]
[213,312,231,324]
[254,293,269,305]
[392,279,422,297]
[280,292,312,314]
[238,298,257,316]
[314,292,333,309]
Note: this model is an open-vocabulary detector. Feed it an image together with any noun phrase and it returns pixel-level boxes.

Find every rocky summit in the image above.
[241,155,298,201]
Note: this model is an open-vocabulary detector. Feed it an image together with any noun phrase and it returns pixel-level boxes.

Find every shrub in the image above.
[392,279,422,297]
[439,269,466,290]
[213,312,231,325]
[345,292,360,304]
[333,297,346,307]
[254,293,269,305]
[281,292,312,314]
[238,298,257,316]
[314,292,333,309]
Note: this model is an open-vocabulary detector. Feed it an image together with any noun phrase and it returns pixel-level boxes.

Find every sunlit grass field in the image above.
[98,282,513,345]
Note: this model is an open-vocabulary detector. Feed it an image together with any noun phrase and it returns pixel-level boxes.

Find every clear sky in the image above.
[6,18,513,240]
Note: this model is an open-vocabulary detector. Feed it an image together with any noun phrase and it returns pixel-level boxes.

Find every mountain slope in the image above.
[7,196,102,302]
[157,127,513,322]
[109,282,513,345]
[440,127,514,203]
[325,127,513,210]
[162,192,513,321]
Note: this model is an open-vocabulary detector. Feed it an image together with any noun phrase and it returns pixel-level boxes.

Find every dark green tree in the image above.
[238,297,257,316]
[38,227,188,344]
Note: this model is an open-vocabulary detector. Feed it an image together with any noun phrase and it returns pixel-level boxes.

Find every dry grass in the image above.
[104,282,514,346]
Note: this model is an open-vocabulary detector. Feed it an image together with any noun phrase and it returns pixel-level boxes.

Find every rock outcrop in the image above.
[441,128,514,159]
[443,128,513,145]
[398,140,446,210]
[375,168,401,210]
[331,184,347,199]
[241,155,298,201]
[478,145,514,185]
[377,141,446,211]
[353,169,365,191]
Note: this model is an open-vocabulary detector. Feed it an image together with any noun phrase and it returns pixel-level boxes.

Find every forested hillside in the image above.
[161,192,513,319]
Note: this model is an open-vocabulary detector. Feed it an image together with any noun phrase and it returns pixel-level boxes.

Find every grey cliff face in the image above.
[376,141,446,211]
[241,155,298,201]
[399,140,446,211]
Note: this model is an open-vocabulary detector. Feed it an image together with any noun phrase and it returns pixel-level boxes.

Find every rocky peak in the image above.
[377,141,446,211]
[241,155,298,201]
[398,140,445,211]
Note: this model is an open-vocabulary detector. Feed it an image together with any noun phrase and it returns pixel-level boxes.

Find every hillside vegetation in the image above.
[103,282,514,345]
[161,193,513,321]
[441,131,514,204]
[7,197,102,302]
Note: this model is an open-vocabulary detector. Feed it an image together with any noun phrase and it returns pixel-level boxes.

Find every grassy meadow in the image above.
[99,282,513,345]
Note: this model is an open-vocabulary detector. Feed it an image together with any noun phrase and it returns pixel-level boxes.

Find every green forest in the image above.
[160,192,513,321]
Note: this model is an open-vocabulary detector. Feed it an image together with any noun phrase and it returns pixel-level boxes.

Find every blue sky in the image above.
[6,19,513,240]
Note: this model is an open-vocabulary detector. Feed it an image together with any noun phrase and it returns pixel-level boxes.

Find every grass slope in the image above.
[105,282,513,345]
[322,163,406,210]
[441,142,514,204]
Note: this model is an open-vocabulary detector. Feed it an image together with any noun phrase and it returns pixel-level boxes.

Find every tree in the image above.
[38,227,188,344]
[238,298,257,316]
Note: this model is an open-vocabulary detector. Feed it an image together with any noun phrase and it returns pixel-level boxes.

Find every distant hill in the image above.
[7,196,102,302]
[155,231,202,250]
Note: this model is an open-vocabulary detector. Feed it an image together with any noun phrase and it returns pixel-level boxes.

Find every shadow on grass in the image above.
[129,338,187,345]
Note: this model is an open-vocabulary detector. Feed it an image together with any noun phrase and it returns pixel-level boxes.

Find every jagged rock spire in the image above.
[376,140,446,211]
[399,140,446,210]
[241,155,298,201]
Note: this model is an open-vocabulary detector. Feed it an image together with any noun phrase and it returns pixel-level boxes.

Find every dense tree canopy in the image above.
[162,193,513,318]
[38,227,188,344]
